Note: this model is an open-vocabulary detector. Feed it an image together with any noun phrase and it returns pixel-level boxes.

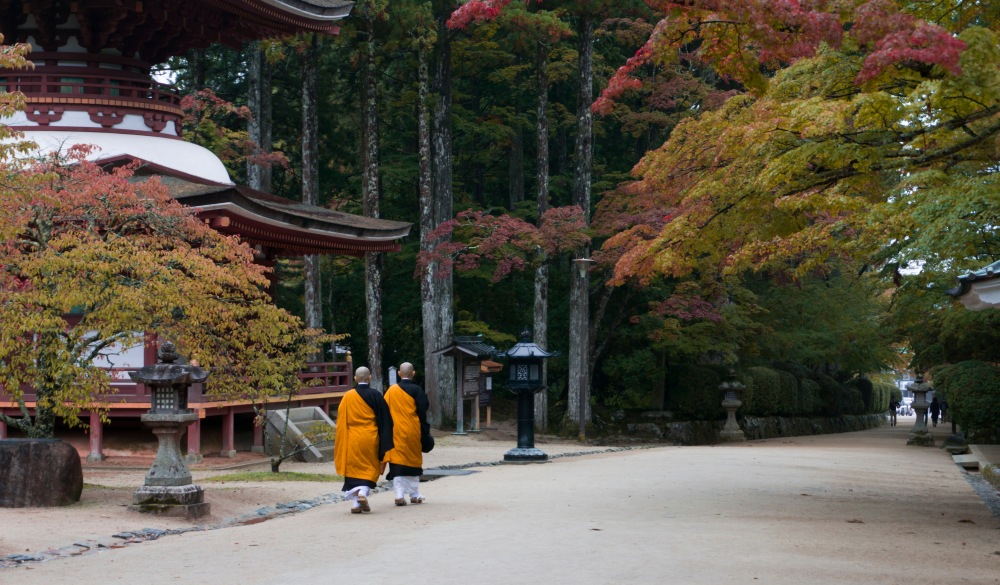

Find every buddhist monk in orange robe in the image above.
[335,366,393,514]
[383,362,432,505]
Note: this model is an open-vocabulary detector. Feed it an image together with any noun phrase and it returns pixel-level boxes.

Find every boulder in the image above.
[0,439,83,507]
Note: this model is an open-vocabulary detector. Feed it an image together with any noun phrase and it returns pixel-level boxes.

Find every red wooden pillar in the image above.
[0,418,7,439]
[252,418,264,453]
[221,408,236,458]
[87,411,105,461]
[186,413,203,463]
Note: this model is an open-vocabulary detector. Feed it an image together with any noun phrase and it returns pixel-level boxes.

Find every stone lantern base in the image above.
[503,447,549,463]
[719,429,746,442]
[128,484,210,519]
[906,431,935,447]
[719,399,746,442]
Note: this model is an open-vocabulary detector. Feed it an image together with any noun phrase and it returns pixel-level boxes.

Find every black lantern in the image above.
[502,329,555,462]
[505,330,553,390]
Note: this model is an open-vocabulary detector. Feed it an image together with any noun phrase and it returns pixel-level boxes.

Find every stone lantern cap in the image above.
[128,341,208,386]
[719,370,745,395]
[906,374,930,394]
[502,329,557,359]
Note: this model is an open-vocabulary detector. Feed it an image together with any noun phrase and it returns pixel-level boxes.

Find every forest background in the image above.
[162,0,1000,434]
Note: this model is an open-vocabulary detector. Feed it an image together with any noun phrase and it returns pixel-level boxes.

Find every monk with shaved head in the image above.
[334,366,394,514]
[383,362,432,505]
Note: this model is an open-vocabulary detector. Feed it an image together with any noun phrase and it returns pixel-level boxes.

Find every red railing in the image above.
[1,69,182,112]
[0,362,351,406]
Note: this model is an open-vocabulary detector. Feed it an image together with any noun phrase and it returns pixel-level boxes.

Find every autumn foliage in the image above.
[417,206,589,282]
[0,147,323,437]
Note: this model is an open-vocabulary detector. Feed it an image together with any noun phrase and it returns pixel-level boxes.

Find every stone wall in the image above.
[621,414,885,445]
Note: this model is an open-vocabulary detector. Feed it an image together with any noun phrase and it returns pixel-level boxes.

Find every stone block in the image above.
[0,439,83,507]
[129,484,210,519]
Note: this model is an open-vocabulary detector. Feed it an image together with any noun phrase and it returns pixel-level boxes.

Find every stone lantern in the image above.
[127,341,211,518]
[719,370,746,442]
[906,375,934,446]
[502,330,555,462]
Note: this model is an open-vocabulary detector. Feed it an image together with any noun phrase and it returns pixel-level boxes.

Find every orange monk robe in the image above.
[384,383,425,469]
[335,384,394,486]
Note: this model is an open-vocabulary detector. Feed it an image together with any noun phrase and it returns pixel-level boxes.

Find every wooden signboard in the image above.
[462,363,480,397]
[478,376,491,406]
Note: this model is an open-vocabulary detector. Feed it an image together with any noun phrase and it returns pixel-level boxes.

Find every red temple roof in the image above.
[1,0,352,62]
[154,176,412,257]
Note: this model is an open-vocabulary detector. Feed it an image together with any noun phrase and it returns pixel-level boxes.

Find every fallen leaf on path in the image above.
[846,519,864,524]
[958,519,975,524]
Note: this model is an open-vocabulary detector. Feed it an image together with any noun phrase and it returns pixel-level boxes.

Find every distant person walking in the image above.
[888,397,899,426]
[383,362,432,506]
[929,397,941,427]
[335,366,394,514]
[940,398,949,423]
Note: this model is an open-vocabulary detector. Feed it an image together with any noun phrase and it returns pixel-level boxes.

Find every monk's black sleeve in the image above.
[402,380,432,445]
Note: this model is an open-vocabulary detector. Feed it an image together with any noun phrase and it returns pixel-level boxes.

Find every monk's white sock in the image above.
[345,486,371,508]
[401,476,421,499]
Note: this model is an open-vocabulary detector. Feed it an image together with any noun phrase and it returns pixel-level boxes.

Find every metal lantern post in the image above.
[906,375,935,446]
[127,341,211,518]
[503,330,555,462]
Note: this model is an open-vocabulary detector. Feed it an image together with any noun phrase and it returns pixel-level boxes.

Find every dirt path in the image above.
[3,422,998,584]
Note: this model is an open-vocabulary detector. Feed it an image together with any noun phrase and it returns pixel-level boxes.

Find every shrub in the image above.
[933,361,1000,444]
[852,378,874,412]
[666,365,726,420]
[799,378,823,415]
[599,348,658,410]
[873,381,896,412]
[745,367,782,416]
[813,373,846,415]
[776,369,799,416]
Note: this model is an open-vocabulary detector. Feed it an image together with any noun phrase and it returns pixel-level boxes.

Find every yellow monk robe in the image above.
[335,384,394,488]
[384,383,424,469]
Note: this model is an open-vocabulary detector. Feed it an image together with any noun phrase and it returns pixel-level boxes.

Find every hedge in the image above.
[666,365,726,420]
[663,363,892,420]
[932,361,1000,444]
[745,367,782,416]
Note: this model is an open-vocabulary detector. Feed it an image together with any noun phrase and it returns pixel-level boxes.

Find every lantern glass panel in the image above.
[529,364,539,381]
[154,388,175,412]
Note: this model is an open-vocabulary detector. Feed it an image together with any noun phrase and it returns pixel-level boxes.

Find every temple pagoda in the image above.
[0,0,411,459]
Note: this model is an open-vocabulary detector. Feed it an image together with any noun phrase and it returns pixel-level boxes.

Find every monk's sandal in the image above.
[394,498,407,506]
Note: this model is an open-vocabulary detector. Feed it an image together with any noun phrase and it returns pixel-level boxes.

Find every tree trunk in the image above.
[428,22,455,425]
[247,41,273,193]
[417,42,442,426]
[533,40,551,431]
[508,125,524,209]
[361,16,385,391]
[568,14,594,430]
[572,16,594,222]
[302,35,323,336]
[190,48,206,89]
[533,264,549,429]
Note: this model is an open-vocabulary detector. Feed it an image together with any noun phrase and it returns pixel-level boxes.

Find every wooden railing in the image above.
[0,362,352,406]
[1,69,182,112]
